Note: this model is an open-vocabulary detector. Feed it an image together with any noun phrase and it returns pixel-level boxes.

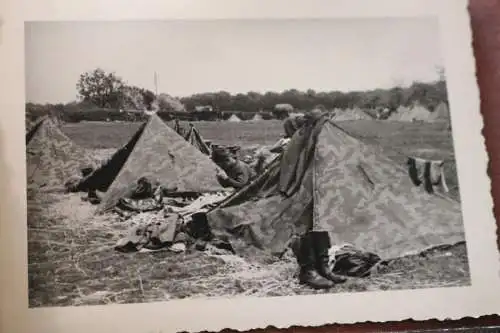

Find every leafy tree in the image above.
[76,68,126,108]
[140,89,156,110]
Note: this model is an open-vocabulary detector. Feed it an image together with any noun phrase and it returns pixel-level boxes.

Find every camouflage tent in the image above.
[184,124,212,156]
[25,117,35,135]
[78,113,224,214]
[26,116,97,189]
[172,120,211,155]
[207,118,465,260]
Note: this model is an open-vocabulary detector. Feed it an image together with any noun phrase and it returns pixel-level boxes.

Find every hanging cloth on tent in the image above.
[279,113,329,198]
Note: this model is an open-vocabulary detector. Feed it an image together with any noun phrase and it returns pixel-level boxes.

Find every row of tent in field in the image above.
[26,114,223,213]
[25,101,449,126]
[328,102,450,122]
[218,102,450,123]
[25,112,464,261]
[386,102,450,122]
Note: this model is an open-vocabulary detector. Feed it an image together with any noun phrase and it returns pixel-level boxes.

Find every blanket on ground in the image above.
[114,192,232,252]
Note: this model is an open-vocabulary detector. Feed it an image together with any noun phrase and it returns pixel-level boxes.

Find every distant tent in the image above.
[77,114,224,213]
[332,108,343,118]
[173,119,189,138]
[408,104,433,121]
[26,116,97,189]
[251,113,264,121]
[388,106,412,121]
[333,108,372,121]
[207,117,464,260]
[351,107,373,120]
[172,120,211,154]
[389,104,434,122]
[227,114,242,122]
[184,124,212,155]
[431,102,450,122]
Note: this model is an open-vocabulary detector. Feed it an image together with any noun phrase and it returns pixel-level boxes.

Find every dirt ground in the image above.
[27,119,470,307]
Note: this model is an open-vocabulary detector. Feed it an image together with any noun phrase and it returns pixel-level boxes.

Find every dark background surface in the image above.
[218,1,500,332]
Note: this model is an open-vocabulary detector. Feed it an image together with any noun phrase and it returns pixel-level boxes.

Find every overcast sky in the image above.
[25,18,444,104]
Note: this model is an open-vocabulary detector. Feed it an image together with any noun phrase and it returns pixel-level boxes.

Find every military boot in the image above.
[312,231,347,284]
[296,233,334,290]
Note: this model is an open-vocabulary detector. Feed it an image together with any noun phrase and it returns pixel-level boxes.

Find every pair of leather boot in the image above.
[296,231,347,290]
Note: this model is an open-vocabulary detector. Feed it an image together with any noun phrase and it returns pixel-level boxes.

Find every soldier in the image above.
[214,150,256,189]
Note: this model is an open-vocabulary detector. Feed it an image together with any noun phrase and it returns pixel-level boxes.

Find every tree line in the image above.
[179,79,447,114]
[26,67,449,121]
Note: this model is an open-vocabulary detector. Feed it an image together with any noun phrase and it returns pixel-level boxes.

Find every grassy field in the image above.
[27,119,469,307]
[62,120,285,149]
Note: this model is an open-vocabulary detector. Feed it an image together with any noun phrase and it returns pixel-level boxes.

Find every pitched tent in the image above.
[25,117,35,135]
[26,116,47,145]
[408,104,433,121]
[78,113,224,214]
[334,108,373,121]
[388,105,412,122]
[390,104,433,122]
[351,107,373,120]
[227,114,242,122]
[251,113,264,121]
[173,120,188,138]
[184,124,212,155]
[430,102,450,122]
[172,121,211,155]
[26,116,97,189]
[207,117,465,260]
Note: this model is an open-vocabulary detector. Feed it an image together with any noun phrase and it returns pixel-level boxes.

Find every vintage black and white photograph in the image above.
[23,16,476,308]
[0,0,498,332]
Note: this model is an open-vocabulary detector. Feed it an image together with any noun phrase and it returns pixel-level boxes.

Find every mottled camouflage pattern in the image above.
[97,114,224,213]
[312,122,464,259]
[208,121,465,260]
[25,117,33,134]
[26,117,97,189]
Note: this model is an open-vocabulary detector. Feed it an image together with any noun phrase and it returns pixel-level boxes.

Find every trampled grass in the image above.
[27,119,469,307]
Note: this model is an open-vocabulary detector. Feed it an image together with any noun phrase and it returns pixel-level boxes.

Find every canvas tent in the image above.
[207,117,464,260]
[389,104,434,122]
[227,114,242,122]
[430,102,450,122]
[387,105,411,121]
[173,120,188,138]
[184,124,212,155]
[26,116,97,189]
[251,113,264,121]
[408,105,433,121]
[77,113,224,213]
[173,121,211,155]
[25,117,34,134]
[333,108,372,121]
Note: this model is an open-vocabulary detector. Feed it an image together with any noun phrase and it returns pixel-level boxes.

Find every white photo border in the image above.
[1,0,499,332]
